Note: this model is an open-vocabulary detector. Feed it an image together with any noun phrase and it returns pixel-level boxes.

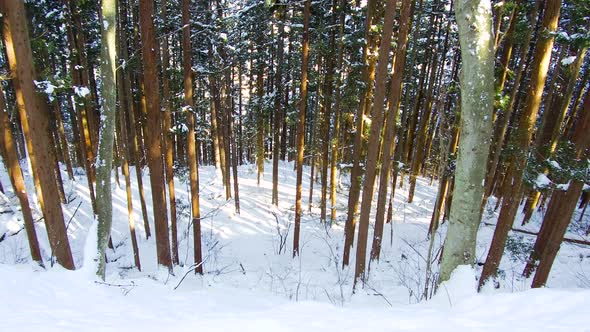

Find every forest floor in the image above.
[1,160,589,331]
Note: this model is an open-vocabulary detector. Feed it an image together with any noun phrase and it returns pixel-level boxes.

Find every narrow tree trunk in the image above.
[116,33,141,271]
[370,0,412,263]
[272,7,285,206]
[353,0,397,288]
[293,0,311,257]
[182,0,203,274]
[95,0,117,280]
[479,0,561,289]
[0,86,43,266]
[159,0,179,265]
[342,0,377,268]
[330,0,346,224]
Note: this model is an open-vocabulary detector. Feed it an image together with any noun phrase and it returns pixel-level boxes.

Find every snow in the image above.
[535,173,552,189]
[561,56,577,66]
[549,160,562,170]
[74,86,91,98]
[1,263,589,331]
[1,160,589,330]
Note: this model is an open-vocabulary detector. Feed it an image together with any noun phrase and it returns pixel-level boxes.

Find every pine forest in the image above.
[0,0,589,330]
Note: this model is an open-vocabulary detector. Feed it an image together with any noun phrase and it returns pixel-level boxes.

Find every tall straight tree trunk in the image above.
[319,1,337,222]
[138,0,172,271]
[353,0,397,288]
[95,0,117,280]
[407,40,441,203]
[1,0,75,270]
[527,89,590,287]
[182,0,203,274]
[116,23,141,270]
[160,0,179,265]
[293,0,311,257]
[64,4,97,214]
[119,0,150,239]
[0,86,43,266]
[255,30,265,186]
[521,46,587,224]
[478,0,561,289]
[438,0,494,285]
[330,0,346,224]
[342,0,377,268]
[370,0,412,262]
[228,74,241,214]
[272,7,285,207]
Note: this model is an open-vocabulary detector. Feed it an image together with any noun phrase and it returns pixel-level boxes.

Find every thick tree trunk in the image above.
[1,0,75,270]
[138,0,172,271]
[438,0,494,285]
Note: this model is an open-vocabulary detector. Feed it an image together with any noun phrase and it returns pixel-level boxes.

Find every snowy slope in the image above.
[2,263,590,332]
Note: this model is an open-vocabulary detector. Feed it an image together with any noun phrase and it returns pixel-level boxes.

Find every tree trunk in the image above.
[0,85,43,266]
[182,0,203,274]
[272,7,285,206]
[342,0,377,268]
[95,0,117,280]
[293,0,311,257]
[138,0,172,271]
[116,13,141,270]
[478,0,561,289]
[370,0,412,262]
[330,0,346,224]
[524,89,590,285]
[353,0,397,288]
[160,0,179,265]
[1,0,75,270]
[438,0,494,285]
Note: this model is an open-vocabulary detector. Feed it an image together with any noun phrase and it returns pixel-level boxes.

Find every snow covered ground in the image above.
[1,160,589,331]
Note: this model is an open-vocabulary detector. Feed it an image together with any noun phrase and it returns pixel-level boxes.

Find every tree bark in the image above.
[0,86,43,266]
[438,0,494,285]
[183,0,203,274]
[478,0,561,289]
[1,0,75,270]
[293,0,311,257]
[138,0,172,271]
[95,0,118,280]
[353,0,397,288]
[370,0,412,262]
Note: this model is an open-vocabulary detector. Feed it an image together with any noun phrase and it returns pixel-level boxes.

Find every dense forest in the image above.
[0,0,589,308]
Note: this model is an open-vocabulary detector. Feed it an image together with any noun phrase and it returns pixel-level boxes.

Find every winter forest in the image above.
[0,0,589,330]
